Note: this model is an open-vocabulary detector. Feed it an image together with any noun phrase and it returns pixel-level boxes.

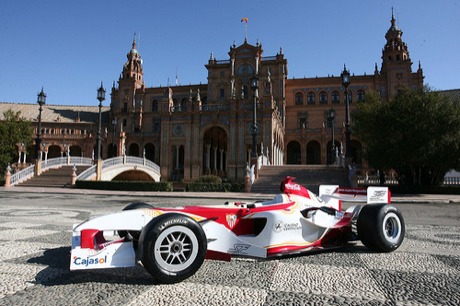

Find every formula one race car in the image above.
[70,177,405,283]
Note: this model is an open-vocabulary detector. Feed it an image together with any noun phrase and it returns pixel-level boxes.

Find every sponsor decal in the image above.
[384,206,397,214]
[370,190,387,202]
[228,244,250,254]
[285,183,301,191]
[158,218,188,231]
[73,255,107,267]
[273,220,301,232]
[273,221,283,233]
[226,214,237,229]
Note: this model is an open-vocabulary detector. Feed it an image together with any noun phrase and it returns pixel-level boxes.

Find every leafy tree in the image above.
[353,86,460,186]
[0,110,34,178]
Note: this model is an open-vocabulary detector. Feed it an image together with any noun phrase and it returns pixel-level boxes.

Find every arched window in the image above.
[295,92,304,105]
[319,91,328,104]
[152,99,158,112]
[307,92,316,105]
[237,64,254,75]
[298,112,308,128]
[357,90,365,102]
[332,91,340,104]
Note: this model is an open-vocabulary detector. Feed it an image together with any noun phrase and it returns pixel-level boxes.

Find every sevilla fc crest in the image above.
[226,214,237,229]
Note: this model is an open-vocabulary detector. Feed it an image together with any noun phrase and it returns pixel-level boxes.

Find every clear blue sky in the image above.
[1,0,459,106]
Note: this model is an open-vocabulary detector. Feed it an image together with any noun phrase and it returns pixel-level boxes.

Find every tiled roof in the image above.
[0,102,111,124]
[437,89,460,102]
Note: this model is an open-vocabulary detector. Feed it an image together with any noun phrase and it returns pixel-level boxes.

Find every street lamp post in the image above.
[35,88,46,161]
[328,108,336,165]
[341,65,351,161]
[250,75,259,158]
[111,117,117,158]
[96,82,106,161]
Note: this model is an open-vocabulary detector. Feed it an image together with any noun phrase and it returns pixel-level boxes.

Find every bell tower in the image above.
[379,9,416,98]
[121,35,144,84]
[114,34,145,133]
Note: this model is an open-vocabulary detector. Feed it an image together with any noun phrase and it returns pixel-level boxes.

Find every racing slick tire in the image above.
[118,202,153,243]
[357,204,405,252]
[139,213,207,284]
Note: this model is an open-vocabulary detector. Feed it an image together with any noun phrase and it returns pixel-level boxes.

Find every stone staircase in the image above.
[251,165,349,194]
[18,165,91,188]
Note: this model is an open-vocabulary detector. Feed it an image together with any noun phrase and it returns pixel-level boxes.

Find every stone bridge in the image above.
[7,156,161,187]
[77,156,161,182]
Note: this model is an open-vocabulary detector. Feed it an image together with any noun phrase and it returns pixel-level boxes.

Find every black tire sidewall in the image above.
[357,204,405,252]
[139,213,207,283]
[376,205,405,251]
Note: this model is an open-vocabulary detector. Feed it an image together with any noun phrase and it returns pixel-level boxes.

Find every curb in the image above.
[1,186,460,204]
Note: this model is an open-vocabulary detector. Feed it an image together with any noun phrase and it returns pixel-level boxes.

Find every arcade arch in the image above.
[202,126,227,176]
[306,140,321,165]
[286,141,301,164]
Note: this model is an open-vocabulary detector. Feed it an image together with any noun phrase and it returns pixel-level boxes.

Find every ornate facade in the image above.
[109,12,423,181]
[1,12,424,182]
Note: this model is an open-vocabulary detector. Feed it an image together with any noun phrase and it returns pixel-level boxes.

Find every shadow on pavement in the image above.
[27,247,157,286]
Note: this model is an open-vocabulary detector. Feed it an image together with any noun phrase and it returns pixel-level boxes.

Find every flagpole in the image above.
[241,18,249,41]
[245,22,248,41]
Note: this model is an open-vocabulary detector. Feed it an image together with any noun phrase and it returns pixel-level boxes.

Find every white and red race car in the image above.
[70,177,405,283]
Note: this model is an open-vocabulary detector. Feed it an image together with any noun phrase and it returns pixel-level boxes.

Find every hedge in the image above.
[75,180,173,192]
[185,182,244,192]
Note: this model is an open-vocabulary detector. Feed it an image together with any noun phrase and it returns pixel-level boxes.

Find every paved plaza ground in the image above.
[0,188,459,305]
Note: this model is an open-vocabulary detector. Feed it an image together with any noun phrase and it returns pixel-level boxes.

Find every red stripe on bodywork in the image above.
[81,229,105,249]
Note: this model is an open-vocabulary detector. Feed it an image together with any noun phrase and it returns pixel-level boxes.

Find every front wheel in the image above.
[139,213,207,284]
[357,204,405,252]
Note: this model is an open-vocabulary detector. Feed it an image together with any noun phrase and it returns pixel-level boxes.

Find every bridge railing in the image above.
[102,156,124,169]
[9,156,94,186]
[77,156,161,181]
[10,164,35,186]
[40,156,93,171]
[77,165,97,180]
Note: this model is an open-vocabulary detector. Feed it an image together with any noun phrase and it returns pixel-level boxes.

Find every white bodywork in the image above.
[70,185,391,270]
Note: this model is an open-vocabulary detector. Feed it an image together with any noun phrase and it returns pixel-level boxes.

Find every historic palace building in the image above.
[1,12,424,182]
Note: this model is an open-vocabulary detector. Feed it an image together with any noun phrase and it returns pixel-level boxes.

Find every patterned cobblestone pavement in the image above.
[0,195,459,305]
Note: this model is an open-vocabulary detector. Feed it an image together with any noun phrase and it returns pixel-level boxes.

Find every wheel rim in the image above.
[382,212,401,243]
[154,225,199,272]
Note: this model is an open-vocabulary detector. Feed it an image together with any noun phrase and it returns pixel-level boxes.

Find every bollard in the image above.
[71,164,77,188]
[4,165,12,187]
[244,163,251,193]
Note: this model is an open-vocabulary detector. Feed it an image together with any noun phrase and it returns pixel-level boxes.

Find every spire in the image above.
[386,8,402,41]
[418,61,423,73]
[391,7,396,27]
[381,8,410,71]
[132,33,137,50]
[120,34,144,83]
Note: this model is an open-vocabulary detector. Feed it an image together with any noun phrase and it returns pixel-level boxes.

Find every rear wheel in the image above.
[139,213,207,283]
[357,204,405,252]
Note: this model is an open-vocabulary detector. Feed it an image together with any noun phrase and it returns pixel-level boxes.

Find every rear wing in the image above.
[319,185,391,209]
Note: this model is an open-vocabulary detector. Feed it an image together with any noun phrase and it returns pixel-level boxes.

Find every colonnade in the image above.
[204,144,226,174]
